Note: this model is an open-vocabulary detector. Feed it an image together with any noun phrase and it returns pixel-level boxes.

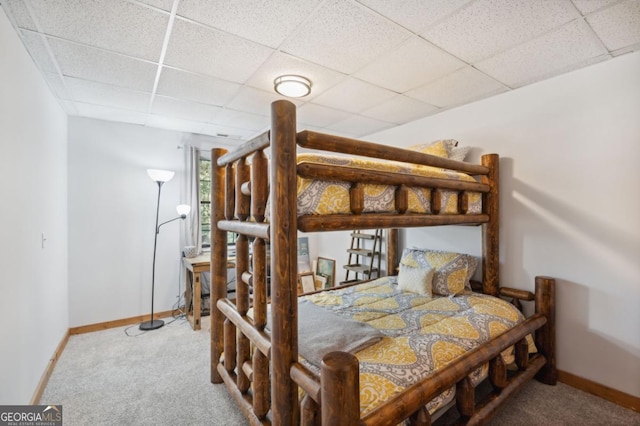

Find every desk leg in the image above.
[193,272,201,330]
[185,268,193,324]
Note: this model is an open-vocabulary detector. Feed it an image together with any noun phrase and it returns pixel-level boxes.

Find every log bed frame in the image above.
[209,100,557,425]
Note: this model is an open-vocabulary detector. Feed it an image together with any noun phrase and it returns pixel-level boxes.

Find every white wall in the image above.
[67,118,226,327]
[0,10,68,403]
[368,52,640,398]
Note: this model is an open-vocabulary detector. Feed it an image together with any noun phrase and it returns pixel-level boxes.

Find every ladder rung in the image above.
[344,264,379,274]
[349,232,375,240]
[347,248,373,256]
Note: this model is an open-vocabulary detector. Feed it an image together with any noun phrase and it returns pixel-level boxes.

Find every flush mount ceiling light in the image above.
[274,75,312,98]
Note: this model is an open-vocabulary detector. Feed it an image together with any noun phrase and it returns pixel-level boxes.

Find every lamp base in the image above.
[139,319,165,331]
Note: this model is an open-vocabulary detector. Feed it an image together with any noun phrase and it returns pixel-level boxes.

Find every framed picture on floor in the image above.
[315,274,327,290]
[316,257,335,288]
[299,272,316,294]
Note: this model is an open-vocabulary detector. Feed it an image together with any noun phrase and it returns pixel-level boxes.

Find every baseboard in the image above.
[30,329,70,405]
[558,370,640,413]
[69,309,179,335]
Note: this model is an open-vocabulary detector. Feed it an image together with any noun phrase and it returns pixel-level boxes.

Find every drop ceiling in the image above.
[2,0,639,144]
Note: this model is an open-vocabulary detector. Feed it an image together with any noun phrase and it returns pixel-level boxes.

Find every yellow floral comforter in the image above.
[296,153,482,216]
[302,277,535,416]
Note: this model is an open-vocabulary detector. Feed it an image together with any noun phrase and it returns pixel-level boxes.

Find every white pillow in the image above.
[449,145,471,162]
[397,264,434,296]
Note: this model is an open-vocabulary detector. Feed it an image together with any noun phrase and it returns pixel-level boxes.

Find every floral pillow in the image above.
[407,139,471,162]
[400,248,478,296]
[407,139,454,158]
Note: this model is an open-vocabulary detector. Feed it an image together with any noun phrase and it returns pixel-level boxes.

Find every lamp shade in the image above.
[176,204,191,216]
[147,169,175,182]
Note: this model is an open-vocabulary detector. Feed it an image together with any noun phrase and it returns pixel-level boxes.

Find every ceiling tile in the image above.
[572,0,620,15]
[164,18,274,83]
[177,0,322,48]
[354,36,466,92]
[65,77,151,112]
[73,102,149,125]
[151,95,223,123]
[325,115,394,138]
[48,38,158,92]
[20,30,57,73]
[4,0,36,30]
[137,0,175,12]
[476,20,609,88]
[244,51,346,100]
[146,114,207,134]
[357,0,472,33]
[225,86,301,117]
[210,109,270,132]
[586,0,640,51]
[156,67,241,107]
[200,123,256,140]
[296,103,353,128]
[24,0,169,62]
[281,0,409,74]
[406,66,507,108]
[360,95,439,124]
[422,0,580,62]
[311,77,397,113]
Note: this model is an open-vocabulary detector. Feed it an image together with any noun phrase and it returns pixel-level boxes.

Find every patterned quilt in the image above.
[296,153,482,216]
[302,277,536,416]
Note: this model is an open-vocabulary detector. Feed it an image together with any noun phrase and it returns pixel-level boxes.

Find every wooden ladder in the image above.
[342,229,382,284]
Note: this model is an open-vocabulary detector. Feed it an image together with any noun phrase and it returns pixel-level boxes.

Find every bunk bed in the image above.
[209,100,557,425]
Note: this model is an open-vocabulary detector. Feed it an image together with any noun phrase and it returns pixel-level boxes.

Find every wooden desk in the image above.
[183,253,234,331]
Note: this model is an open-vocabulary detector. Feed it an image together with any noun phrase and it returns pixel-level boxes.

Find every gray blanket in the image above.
[268,299,384,367]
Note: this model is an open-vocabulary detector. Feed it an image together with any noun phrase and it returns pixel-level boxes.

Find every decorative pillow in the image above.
[400,248,478,296]
[397,264,434,295]
[449,145,471,162]
[407,139,455,158]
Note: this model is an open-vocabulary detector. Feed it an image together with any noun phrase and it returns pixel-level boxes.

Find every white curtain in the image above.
[182,145,201,254]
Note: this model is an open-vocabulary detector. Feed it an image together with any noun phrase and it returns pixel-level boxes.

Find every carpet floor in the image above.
[41,315,640,425]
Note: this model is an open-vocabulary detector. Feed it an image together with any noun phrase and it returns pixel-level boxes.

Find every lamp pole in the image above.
[140,180,165,331]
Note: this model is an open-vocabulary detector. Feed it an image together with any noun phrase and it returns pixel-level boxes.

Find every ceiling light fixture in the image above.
[274,75,312,98]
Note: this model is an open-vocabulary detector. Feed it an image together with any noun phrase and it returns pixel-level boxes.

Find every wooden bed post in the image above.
[481,154,499,296]
[535,276,557,385]
[210,148,228,384]
[321,352,360,426]
[270,100,299,425]
[385,228,398,276]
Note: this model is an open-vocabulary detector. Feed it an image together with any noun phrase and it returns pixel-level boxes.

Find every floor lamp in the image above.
[140,169,191,331]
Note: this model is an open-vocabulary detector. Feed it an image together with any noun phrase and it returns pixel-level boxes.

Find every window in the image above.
[199,158,211,248]
[199,157,236,248]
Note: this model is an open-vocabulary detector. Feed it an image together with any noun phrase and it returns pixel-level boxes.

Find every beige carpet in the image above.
[41,314,640,425]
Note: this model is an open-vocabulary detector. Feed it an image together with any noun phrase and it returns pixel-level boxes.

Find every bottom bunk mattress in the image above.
[299,276,536,417]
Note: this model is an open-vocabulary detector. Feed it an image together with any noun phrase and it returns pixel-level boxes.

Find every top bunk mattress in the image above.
[296,153,482,216]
